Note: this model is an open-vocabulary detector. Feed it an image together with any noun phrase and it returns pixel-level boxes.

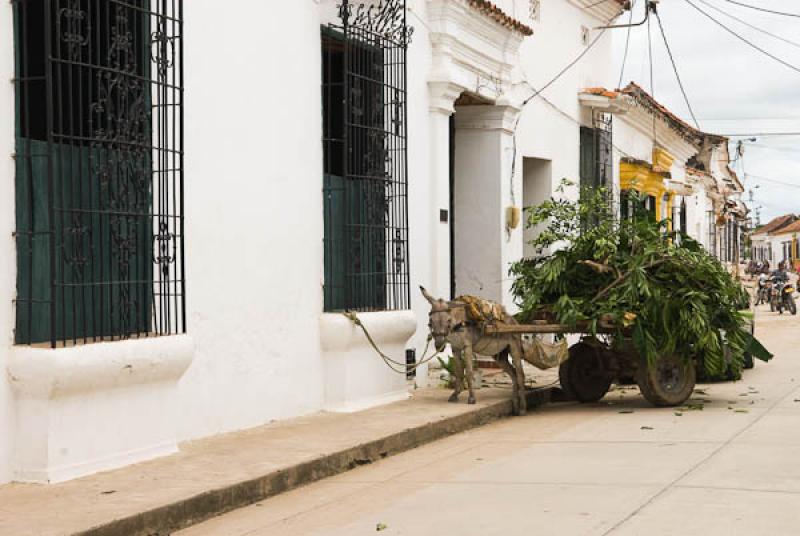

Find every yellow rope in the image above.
[342,311,440,375]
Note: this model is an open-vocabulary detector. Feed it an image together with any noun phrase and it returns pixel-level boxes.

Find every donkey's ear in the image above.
[419,286,436,305]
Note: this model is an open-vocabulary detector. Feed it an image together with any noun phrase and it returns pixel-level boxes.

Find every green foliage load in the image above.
[510,183,772,377]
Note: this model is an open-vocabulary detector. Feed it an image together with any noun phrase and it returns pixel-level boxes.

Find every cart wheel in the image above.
[637,354,695,407]
[559,343,612,403]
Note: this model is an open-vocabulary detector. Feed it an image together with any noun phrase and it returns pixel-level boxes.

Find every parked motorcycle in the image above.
[771,279,797,315]
[756,275,772,307]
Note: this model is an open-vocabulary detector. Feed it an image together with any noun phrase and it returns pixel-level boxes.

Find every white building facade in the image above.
[750,215,799,267]
[0,0,644,485]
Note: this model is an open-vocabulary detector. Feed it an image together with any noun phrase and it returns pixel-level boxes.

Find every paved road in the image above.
[179,307,800,536]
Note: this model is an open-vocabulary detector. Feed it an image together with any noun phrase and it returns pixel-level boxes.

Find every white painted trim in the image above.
[320,310,416,352]
[7,335,195,398]
[618,105,697,164]
[320,310,416,413]
[14,440,177,484]
[567,0,625,22]
[7,335,194,483]
[579,93,630,115]
[427,0,526,107]
[454,103,522,135]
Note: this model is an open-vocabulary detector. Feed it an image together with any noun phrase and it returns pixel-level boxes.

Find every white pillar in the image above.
[427,82,463,300]
[452,103,521,309]
[412,81,462,388]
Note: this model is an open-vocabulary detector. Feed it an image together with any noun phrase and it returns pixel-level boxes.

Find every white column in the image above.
[452,103,521,308]
[427,82,463,301]
[410,81,462,388]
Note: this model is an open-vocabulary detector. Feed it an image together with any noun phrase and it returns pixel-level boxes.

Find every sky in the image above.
[609,0,800,224]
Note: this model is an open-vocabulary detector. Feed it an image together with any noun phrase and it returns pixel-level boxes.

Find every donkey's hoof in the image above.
[448,393,459,403]
[467,395,476,405]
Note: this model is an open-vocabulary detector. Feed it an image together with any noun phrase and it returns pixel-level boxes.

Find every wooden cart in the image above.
[484,320,696,407]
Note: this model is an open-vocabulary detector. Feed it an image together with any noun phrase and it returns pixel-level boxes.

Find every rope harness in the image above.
[342,311,441,375]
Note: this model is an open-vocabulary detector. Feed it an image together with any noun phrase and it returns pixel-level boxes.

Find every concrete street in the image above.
[178,305,800,536]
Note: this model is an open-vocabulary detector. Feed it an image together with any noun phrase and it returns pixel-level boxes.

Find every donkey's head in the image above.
[420,286,455,352]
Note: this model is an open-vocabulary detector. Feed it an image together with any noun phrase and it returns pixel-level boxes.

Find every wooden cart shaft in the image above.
[484,320,616,335]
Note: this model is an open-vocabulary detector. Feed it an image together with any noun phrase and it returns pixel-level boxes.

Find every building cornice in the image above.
[567,0,626,22]
[427,0,528,111]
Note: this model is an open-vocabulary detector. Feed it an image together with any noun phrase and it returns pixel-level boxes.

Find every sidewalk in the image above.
[0,383,555,536]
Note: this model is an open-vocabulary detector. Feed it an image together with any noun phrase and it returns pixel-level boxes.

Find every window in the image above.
[680,198,687,235]
[579,113,612,191]
[13,0,184,346]
[321,0,411,312]
[707,210,717,258]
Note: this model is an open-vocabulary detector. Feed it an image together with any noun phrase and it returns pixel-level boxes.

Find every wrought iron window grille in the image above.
[321,0,412,312]
[12,0,185,347]
[579,111,613,227]
[579,112,613,191]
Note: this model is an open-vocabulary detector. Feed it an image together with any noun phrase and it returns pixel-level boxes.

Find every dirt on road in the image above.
[178,306,800,536]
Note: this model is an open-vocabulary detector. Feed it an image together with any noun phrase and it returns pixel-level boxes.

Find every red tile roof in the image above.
[620,83,728,146]
[583,87,622,99]
[751,214,797,235]
[771,218,800,236]
[466,0,627,38]
[467,0,534,36]
[686,166,710,177]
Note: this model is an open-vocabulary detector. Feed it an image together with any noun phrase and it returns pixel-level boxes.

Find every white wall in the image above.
[522,157,552,258]
[502,1,618,309]
[515,0,616,198]
[178,1,327,440]
[0,2,15,485]
[404,0,439,375]
[453,114,504,300]
[0,0,635,483]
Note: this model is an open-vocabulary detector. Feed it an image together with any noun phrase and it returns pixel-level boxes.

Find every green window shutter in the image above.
[579,126,596,189]
[15,140,153,344]
[14,3,158,345]
[321,27,392,312]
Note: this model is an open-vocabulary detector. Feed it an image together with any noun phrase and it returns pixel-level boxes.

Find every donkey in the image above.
[421,287,528,416]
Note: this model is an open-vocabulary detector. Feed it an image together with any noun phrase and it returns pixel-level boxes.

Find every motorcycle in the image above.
[771,279,797,315]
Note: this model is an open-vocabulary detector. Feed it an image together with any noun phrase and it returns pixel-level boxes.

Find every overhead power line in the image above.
[521,18,614,107]
[617,0,636,88]
[723,132,800,137]
[511,8,625,202]
[697,0,800,50]
[682,0,800,75]
[654,9,700,128]
[747,173,800,190]
[721,0,800,18]
[699,116,800,121]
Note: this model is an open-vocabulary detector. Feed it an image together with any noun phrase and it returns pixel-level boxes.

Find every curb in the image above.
[76,387,555,536]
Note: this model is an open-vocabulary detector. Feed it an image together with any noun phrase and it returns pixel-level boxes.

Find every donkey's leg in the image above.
[463,341,476,405]
[494,348,520,415]
[509,337,528,415]
[448,349,465,402]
